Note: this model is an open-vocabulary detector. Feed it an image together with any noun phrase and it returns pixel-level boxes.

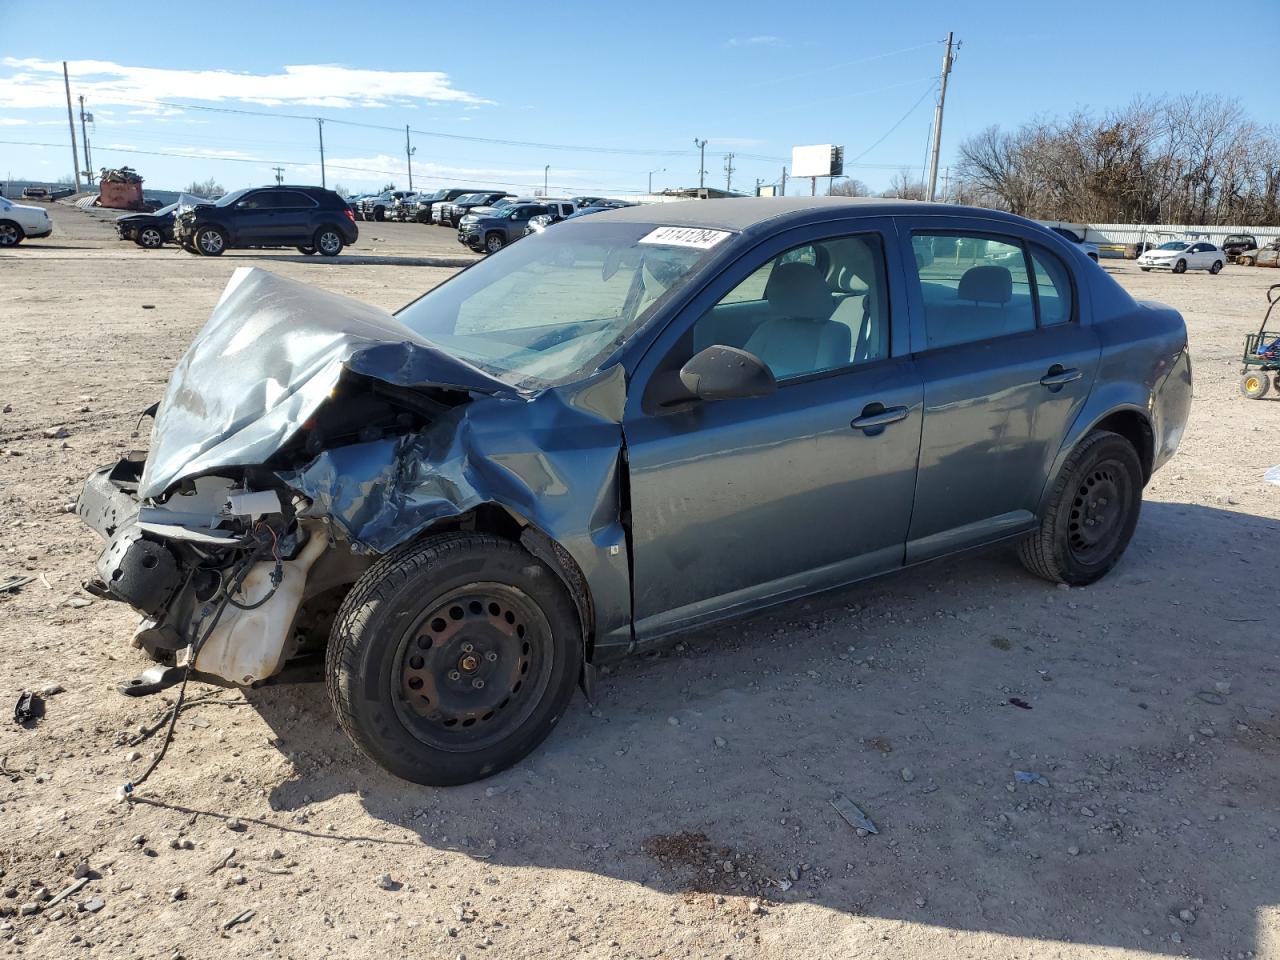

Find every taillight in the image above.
[344,208,355,223]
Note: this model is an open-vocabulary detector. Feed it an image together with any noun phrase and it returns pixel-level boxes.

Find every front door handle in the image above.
[851,404,910,432]
[1040,365,1082,388]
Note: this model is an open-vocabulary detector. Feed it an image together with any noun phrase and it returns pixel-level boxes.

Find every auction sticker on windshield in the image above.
[638,226,731,249]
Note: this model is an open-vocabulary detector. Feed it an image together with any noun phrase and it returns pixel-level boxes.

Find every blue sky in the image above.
[1,0,1276,196]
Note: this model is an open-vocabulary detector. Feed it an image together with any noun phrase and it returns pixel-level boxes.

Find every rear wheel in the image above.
[1241,371,1271,399]
[1018,430,1143,586]
[1209,260,1223,274]
[314,227,344,256]
[194,225,226,256]
[1172,258,1187,274]
[296,245,317,255]
[372,205,386,222]
[0,221,24,246]
[1139,266,1151,272]
[327,533,582,785]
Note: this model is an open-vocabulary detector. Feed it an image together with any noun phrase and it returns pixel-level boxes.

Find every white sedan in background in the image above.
[1137,239,1224,274]
[0,196,53,246]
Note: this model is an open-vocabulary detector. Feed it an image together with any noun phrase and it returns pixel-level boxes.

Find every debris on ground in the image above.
[0,575,34,594]
[830,795,878,835]
[13,691,42,726]
[1014,770,1050,786]
[222,908,254,930]
[1007,697,1033,710]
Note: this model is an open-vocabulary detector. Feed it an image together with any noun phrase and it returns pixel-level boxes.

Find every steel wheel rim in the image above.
[392,583,554,752]
[0,224,17,245]
[318,232,340,255]
[199,230,223,254]
[1067,459,1131,565]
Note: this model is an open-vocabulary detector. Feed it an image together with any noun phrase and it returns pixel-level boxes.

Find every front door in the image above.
[623,221,923,641]
[898,219,1100,561]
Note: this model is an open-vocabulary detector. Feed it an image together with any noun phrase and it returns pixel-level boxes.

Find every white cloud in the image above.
[0,58,491,111]
[726,35,782,48]
[0,117,27,125]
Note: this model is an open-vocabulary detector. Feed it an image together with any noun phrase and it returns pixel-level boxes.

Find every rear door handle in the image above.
[851,404,910,431]
[1040,366,1082,387]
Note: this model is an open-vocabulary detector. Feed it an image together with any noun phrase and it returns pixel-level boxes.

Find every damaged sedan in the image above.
[77,198,1192,785]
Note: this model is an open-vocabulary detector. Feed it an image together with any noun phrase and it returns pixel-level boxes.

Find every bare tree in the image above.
[827,178,870,197]
[183,177,225,199]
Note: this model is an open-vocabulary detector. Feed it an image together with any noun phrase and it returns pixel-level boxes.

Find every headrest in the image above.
[957,265,1012,304]
[765,262,835,321]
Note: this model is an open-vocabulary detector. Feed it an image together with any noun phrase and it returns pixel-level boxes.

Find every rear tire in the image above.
[1241,371,1271,399]
[297,246,317,255]
[1018,430,1143,586]
[0,220,24,246]
[194,225,226,256]
[372,206,386,222]
[1139,266,1151,272]
[314,227,344,256]
[327,533,582,785]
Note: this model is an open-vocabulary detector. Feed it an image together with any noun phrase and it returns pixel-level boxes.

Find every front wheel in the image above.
[1172,258,1187,274]
[372,206,386,222]
[1018,430,1143,586]
[296,245,317,255]
[327,533,582,785]
[1139,266,1151,272]
[1241,371,1271,399]
[1209,260,1223,275]
[194,225,226,256]
[1239,256,1255,267]
[137,227,165,249]
[485,232,505,254]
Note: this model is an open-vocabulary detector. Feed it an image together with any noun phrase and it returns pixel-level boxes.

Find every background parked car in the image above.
[1221,234,1258,263]
[1137,239,1225,273]
[0,195,53,246]
[458,201,560,252]
[346,194,373,220]
[444,192,514,228]
[1048,225,1100,262]
[525,200,596,235]
[175,185,357,257]
[115,202,179,248]
[410,188,471,224]
[1237,239,1280,267]
[360,191,414,222]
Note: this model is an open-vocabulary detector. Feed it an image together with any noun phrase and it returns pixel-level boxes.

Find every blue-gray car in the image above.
[76,198,1192,785]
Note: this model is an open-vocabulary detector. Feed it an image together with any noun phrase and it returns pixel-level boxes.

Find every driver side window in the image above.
[688,233,890,381]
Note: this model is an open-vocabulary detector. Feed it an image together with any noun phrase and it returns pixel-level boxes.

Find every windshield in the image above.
[214,188,250,207]
[1156,241,1189,251]
[425,189,448,200]
[396,221,726,389]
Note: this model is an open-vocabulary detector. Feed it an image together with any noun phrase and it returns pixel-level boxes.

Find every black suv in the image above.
[442,191,514,228]
[176,186,358,257]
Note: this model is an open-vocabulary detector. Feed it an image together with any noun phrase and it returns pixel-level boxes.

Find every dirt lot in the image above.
[1,202,1277,960]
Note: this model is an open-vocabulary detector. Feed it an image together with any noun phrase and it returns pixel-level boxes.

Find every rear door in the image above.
[269,190,319,243]
[623,219,923,640]
[897,216,1100,561]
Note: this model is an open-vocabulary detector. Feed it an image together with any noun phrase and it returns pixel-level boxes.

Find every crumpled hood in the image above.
[138,267,515,500]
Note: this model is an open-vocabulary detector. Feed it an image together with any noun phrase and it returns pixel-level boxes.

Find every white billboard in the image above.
[792,144,840,178]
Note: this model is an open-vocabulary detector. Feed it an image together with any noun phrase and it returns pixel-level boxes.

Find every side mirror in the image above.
[678,345,776,402]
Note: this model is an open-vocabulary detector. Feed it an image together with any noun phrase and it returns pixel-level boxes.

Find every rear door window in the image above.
[1029,247,1074,326]
[909,233,1036,349]
[272,191,315,209]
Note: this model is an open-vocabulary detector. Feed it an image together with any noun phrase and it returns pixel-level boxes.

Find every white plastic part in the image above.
[194,528,328,685]
[224,489,282,519]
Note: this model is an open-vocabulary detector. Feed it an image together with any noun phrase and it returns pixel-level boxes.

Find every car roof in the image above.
[586,196,1029,232]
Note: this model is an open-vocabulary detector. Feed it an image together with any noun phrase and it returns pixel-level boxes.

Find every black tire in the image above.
[1209,260,1223,275]
[313,227,344,256]
[0,220,24,246]
[296,245,317,255]
[1241,371,1270,399]
[327,533,582,785]
[485,232,505,254]
[1172,258,1187,274]
[1139,266,1151,272]
[1018,430,1143,586]
[1240,256,1255,267]
[194,225,227,256]
[372,205,386,222]
[136,226,165,249]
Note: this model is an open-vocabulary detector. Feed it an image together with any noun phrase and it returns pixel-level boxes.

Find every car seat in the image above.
[744,262,850,379]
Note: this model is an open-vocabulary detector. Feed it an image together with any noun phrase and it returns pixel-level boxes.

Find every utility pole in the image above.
[780,166,787,196]
[272,166,285,185]
[941,166,951,204]
[693,138,707,190]
[62,61,80,193]
[925,31,956,203]
[544,164,549,196]
[647,167,664,193]
[405,125,415,191]
[723,152,735,192]
[78,95,94,187]
[317,118,326,188]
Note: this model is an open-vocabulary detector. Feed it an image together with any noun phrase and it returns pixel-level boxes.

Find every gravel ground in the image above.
[0,202,1277,960]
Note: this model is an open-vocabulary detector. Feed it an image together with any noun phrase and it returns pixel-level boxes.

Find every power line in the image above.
[846,83,939,166]
[742,39,941,89]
